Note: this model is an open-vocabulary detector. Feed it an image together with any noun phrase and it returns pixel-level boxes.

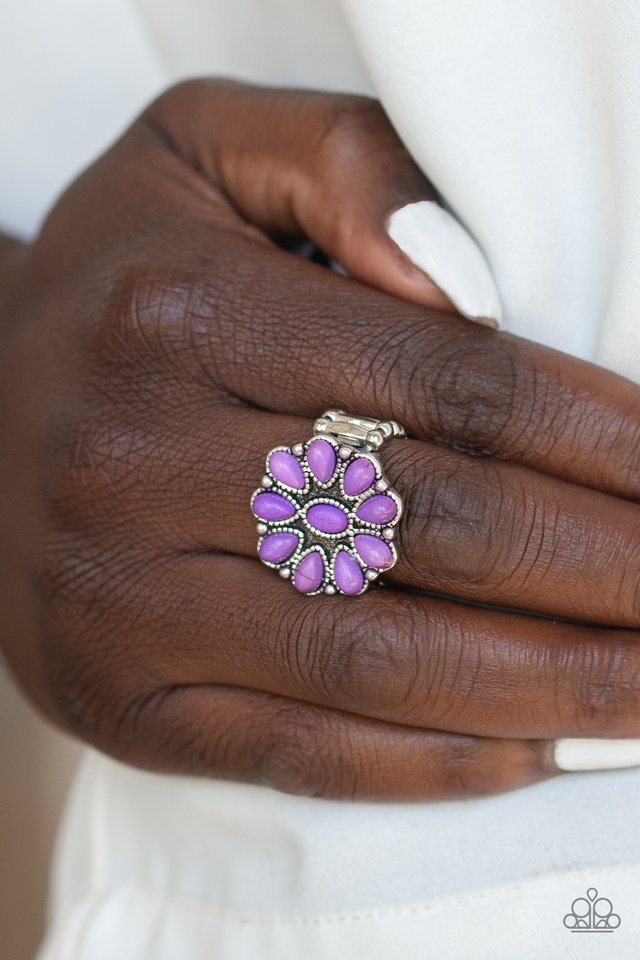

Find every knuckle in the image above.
[433,737,540,799]
[102,266,235,402]
[393,447,510,590]
[565,640,640,734]
[383,323,524,455]
[47,396,165,532]
[324,606,409,713]
[320,600,433,721]
[269,593,473,730]
[425,330,521,453]
[257,704,346,798]
[105,268,194,358]
[269,594,423,719]
[104,265,238,394]
[314,95,389,170]
[116,686,205,772]
[46,274,202,521]
[430,738,492,797]
[392,439,640,620]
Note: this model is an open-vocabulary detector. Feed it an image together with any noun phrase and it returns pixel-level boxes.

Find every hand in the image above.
[3,80,640,801]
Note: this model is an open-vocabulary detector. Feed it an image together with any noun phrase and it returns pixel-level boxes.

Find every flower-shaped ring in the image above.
[250,410,406,596]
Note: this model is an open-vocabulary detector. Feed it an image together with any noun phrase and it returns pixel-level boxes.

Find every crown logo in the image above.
[563,887,621,932]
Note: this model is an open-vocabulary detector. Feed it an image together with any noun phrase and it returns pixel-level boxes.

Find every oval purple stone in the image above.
[306,438,337,484]
[355,494,397,525]
[294,551,325,594]
[306,502,349,534]
[354,534,394,569]
[343,457,376,496]
[253,491,296,521]
[334,550,364,596]
[268,449,305,490]
[259,532,300,564]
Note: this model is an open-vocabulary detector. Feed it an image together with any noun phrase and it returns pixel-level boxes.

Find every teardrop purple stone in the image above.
[268,450,305,489]
[306,502,349,534]
[259,532,300,564]
[294,551,325,593]
[354,534,394,569]
[356,494,397,525]
[334,550,364,595]
[307,438,337,484]
[343,457,375,496]
[253,491,296,521]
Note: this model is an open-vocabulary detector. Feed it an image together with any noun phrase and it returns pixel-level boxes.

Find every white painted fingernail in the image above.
[387,201,502,327]
[554,738,640,772]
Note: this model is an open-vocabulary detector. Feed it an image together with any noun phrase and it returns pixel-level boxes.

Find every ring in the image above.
[250,410,406,596]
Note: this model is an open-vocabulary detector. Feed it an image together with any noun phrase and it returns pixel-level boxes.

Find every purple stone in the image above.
[253,491,296,521]
[306,438,337,484]
[354,534,394,569]
[343,457,376,496]
[259,532,300,564]
[306,502,349,534]
[356,494,397,525]
[334,550,364,595]
[294,551,325,593]
[268,450,305,490]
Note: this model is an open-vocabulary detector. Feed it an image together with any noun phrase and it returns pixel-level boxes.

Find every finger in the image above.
[89,92,640,499]
[141,230,640,501]
[143,79,499,320]
[73,402,640,627]
[117,684,554,800]
[72,552,640,741]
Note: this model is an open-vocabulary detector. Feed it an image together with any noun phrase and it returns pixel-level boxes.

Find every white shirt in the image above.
[1,2,638,957]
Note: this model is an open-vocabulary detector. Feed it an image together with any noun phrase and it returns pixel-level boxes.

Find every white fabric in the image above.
[0,0,166,238]
[342,0,640,381]
[42,754,640,957]
[0,0,637,956]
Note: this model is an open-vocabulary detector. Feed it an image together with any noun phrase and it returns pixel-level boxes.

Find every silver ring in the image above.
[250,410,406,596]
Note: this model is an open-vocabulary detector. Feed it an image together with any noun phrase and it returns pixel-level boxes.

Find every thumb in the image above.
[143,80,501,326]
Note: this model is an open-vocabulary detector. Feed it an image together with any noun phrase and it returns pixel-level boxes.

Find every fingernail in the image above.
[554,738,640,772]
[387,201,502,327]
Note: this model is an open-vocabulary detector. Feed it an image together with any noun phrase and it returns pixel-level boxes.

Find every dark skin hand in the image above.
[2,80,640,801]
